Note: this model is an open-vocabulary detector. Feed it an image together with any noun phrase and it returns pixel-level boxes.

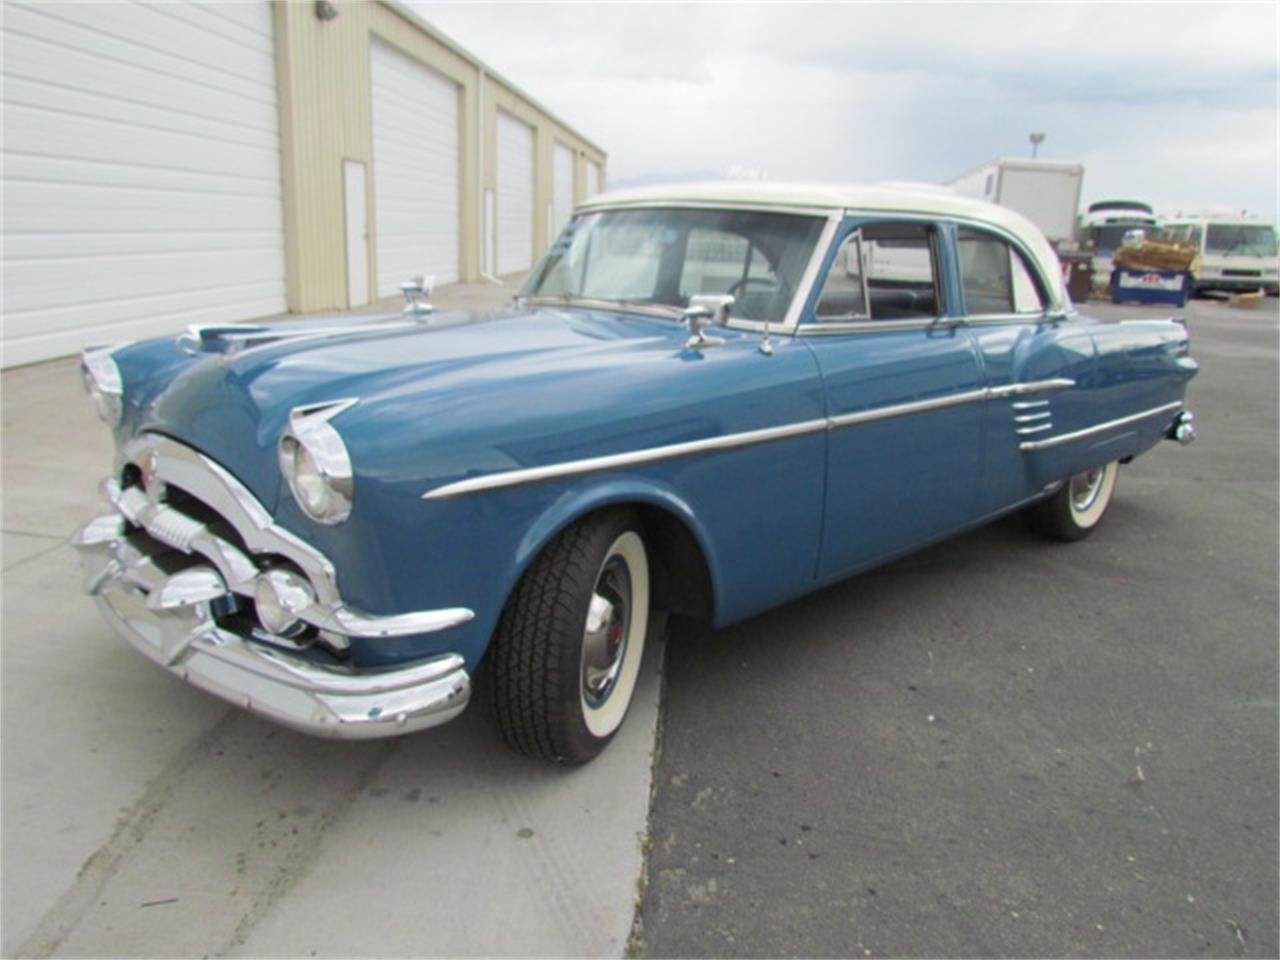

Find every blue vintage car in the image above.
[74,183,1198,763]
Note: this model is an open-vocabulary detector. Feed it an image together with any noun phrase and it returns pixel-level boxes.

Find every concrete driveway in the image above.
[1,281,660,958]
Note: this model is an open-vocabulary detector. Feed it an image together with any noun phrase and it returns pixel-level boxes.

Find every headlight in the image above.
[80,347,124,426]
[278,398,357,524]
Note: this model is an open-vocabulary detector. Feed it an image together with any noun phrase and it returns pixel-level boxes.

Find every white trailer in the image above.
[946,158,1085,245]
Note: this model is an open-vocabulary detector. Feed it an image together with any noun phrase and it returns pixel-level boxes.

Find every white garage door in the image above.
[551,143,575,241]
[1,1,286,368]
[496,111,534,276]
[370,39,459,296]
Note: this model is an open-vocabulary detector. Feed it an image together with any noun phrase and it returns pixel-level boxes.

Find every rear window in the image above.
[957,228,1045,315]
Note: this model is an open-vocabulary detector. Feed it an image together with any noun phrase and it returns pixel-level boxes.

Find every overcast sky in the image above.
[414,1,1278,220]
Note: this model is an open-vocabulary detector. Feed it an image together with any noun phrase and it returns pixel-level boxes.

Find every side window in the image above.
[1010,252,1045,313]
[958,228,1045,316]
[815,233,867,319]
[815,222,939,322]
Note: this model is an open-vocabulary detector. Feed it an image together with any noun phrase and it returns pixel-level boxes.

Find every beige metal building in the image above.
[0,0,607,367]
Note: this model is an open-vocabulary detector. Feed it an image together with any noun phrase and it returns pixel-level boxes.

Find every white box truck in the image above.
[946,158,1085,245]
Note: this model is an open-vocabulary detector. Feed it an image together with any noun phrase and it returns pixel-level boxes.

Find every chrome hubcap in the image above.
[581,555,632,709]
[1070,467,1105,513]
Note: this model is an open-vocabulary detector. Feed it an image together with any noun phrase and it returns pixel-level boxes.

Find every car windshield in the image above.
[1205,224,1277,257]
[521,207,827,325]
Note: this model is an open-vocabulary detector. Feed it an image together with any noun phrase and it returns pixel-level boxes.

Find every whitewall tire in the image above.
[1028,460,1120,542]
[488,509,650,764]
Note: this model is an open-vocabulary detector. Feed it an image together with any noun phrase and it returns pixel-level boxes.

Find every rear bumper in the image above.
[1167,409,1197,446]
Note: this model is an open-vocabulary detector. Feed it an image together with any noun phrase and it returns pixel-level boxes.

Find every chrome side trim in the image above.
[965,313,1061,327]
[1011,399,1050,410]
[828,388,988,429]
[1016,423,1054,436]
[1014,411,1052,423]
[1019,401,1184,452]
[423,417,830,500]
[797,317,945,335]
[423,377,1078,500]
[987,378,1076,399]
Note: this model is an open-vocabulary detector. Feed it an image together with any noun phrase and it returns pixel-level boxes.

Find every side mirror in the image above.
[682,294,734,349]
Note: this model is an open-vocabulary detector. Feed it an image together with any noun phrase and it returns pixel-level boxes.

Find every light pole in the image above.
[1030,132,1046,159]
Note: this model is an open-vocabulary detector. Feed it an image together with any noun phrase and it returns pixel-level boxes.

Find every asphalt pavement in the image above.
[636,297,1279,958]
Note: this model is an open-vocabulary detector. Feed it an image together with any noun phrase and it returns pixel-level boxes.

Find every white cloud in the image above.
[414,1,1279,218]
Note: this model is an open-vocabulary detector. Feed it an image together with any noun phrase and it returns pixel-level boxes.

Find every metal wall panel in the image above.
[370,37,460,294]
[496,111,534,276]
[552,142,575,239]
[1,0,286,367]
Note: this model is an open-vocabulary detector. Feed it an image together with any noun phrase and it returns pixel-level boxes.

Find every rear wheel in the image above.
[1027,461,1119,542]
[488,509,650,764]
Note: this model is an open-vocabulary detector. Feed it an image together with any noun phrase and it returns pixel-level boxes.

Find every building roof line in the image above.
[381,1,607,157]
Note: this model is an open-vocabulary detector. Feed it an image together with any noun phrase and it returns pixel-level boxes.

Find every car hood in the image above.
[131,305,706,506]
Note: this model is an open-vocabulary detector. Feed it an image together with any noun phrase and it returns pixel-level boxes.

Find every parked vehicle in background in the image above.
[1163,215,1279,296]
[946,158,1085,246]
[73,182,1199,765]
[1078,200,1161,287]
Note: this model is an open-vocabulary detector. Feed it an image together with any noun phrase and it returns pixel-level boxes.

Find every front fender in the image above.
[513,476,726,623]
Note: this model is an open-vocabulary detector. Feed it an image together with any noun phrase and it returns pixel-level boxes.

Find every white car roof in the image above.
[578,180,1070,310]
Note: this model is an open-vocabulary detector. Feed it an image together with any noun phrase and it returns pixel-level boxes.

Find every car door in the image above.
[954,224,1100,515]
[801,218,985,581]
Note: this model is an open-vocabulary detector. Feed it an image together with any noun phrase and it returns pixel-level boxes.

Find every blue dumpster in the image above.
[1111,269,1190,307]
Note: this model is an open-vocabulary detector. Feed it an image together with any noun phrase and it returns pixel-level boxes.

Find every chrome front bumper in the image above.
[73,433,474,739]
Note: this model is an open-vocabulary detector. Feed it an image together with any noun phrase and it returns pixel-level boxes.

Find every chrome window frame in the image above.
[552,202,844,335]
[798,211,952,336]
[803,217,947,335]
[555,203,1070,340]
[794,210,1071,337]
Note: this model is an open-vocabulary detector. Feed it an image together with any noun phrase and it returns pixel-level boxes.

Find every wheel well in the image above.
[630,503,714,622]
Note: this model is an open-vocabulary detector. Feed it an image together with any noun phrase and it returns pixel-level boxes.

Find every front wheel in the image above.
[1027,461,1119,542]
[488,509,650,764]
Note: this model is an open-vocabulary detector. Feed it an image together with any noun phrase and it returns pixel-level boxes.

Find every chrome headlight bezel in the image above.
[277,398,358,525]
[81,347,124,426]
